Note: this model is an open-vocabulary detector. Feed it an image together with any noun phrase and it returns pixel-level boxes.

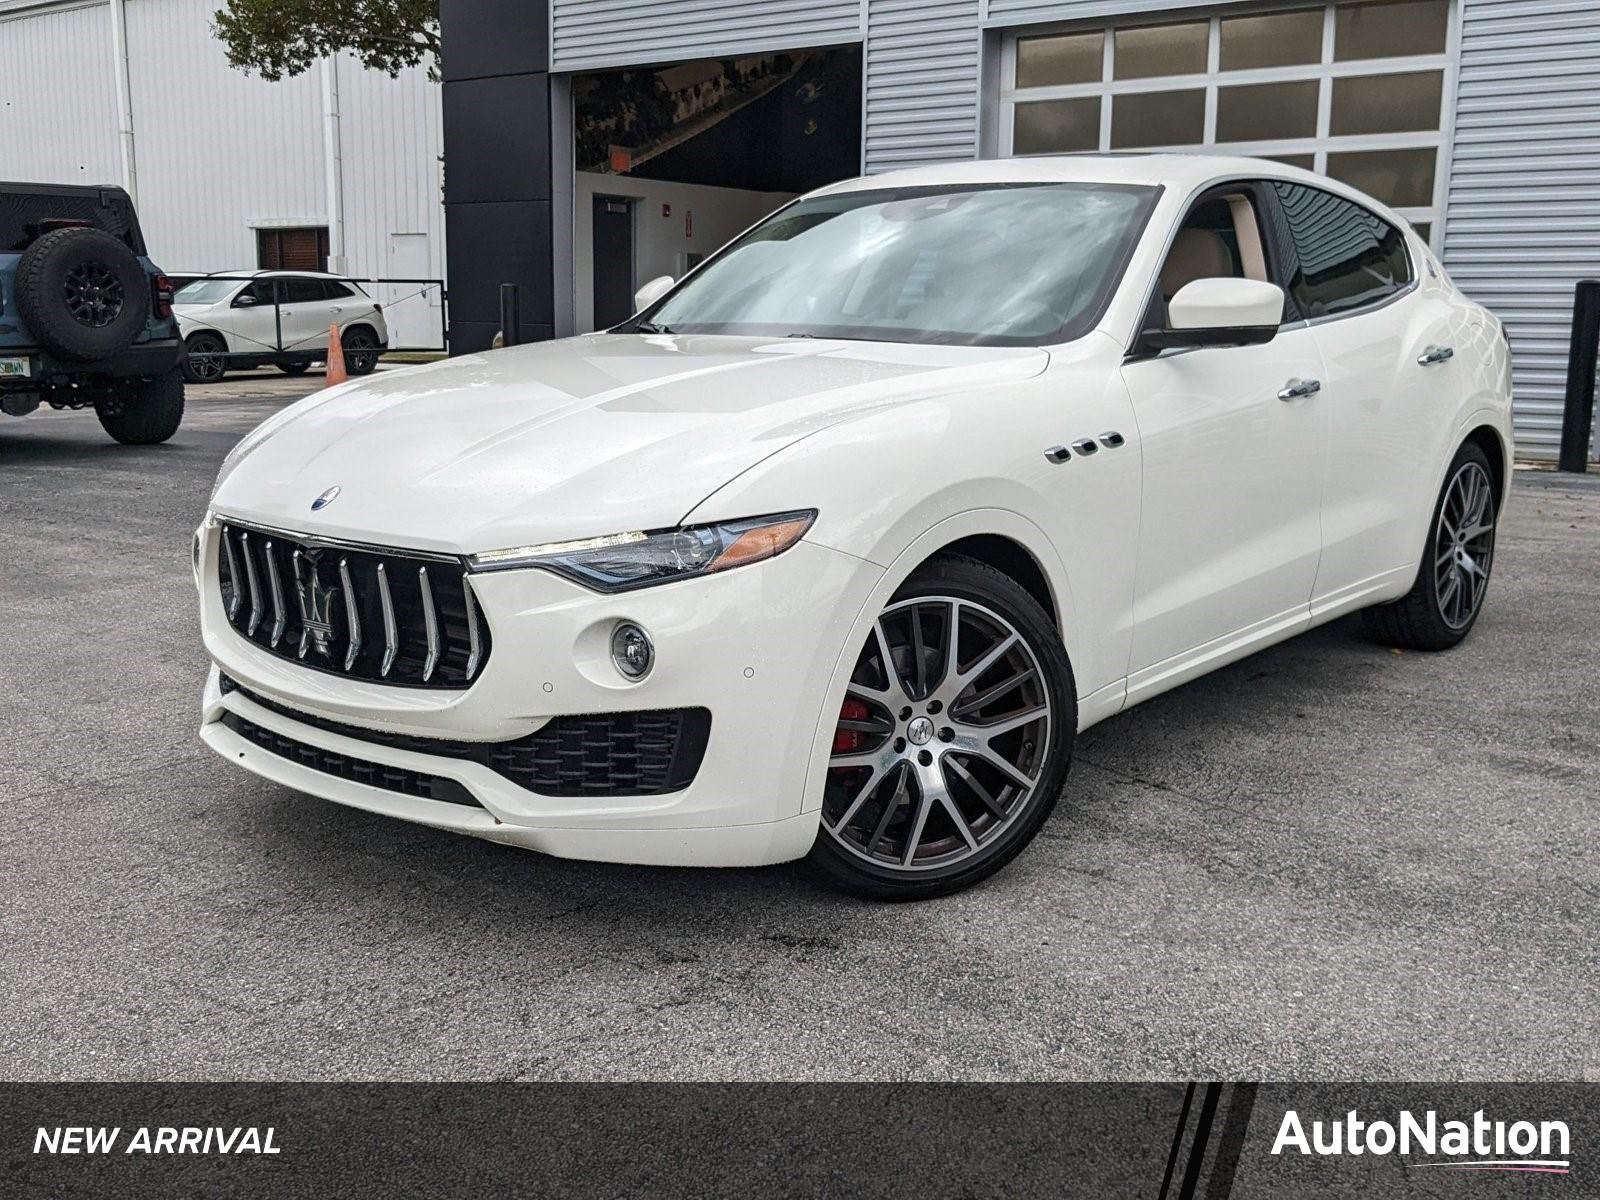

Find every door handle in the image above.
[1418,344,1454,365]
[330,306,343,314]
[1277,377,1321,401]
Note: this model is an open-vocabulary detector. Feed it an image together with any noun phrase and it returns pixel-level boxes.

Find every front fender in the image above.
[787,507,1081,817]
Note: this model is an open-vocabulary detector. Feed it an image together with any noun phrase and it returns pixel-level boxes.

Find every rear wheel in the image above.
[182,332,227,384]
[97,367,184,445]
[806,555,1075,900]
[1362,441,1498,650]
[342,326,379,376]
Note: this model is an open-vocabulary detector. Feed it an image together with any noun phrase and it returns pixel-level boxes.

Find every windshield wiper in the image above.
[635,321,673,334]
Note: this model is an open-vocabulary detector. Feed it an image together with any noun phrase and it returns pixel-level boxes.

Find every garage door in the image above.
[997,0,1452,247]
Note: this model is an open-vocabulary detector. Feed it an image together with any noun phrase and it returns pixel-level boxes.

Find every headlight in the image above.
[468,510,816,592]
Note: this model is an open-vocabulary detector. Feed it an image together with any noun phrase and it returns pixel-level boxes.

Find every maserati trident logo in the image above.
[311,486,342,512]
[295,561,341,660]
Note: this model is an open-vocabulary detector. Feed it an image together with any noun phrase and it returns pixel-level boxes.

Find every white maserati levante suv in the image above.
[196,156,1511,899]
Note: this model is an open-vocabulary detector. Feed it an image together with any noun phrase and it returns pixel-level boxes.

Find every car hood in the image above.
[211,332,1049,554]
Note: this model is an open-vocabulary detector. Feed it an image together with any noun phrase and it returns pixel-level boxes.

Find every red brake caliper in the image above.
[833,698,870,755]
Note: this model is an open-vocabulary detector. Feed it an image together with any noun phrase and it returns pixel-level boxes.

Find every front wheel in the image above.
[1362,441,1499,650]
[805,555,1076,901]
[98,367,184,445]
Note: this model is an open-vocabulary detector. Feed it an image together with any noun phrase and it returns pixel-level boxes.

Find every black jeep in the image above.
[0,182,184,444]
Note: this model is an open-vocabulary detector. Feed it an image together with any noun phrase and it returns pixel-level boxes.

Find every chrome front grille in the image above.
[215,521,490,688]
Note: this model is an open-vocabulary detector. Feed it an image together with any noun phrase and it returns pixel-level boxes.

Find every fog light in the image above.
[611,623,654,679]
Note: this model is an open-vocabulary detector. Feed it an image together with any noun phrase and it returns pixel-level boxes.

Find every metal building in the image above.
[440,0,1599,460]
[0,0,446,350]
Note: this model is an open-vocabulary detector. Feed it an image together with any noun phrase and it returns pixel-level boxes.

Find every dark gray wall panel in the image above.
[445,199,554,322]
[440,0,555,353]
[441,0,550,81]
[442,74,551,204]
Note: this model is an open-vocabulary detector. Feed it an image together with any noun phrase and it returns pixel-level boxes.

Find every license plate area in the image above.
[0,357,34,379]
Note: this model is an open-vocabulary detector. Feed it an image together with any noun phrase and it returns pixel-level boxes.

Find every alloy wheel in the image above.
[64,261,124,327]
[344,330,377,373]
[187,336,226,382]
[823,596,1052,872]
[1434,460,1495,630]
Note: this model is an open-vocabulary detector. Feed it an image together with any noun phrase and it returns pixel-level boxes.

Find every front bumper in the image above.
[197,525,885,867]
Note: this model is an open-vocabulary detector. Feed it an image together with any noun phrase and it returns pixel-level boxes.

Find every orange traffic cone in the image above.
[323,323,348,387]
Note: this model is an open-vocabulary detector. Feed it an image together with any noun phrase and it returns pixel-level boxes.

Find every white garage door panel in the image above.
[551,0,864,72]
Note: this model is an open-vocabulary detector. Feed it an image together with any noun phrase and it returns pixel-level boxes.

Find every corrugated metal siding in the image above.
[1442,0,1600,459]
[550,0,864,72]
[0,2,122,185]
[338,56,447,347]
[337,58,445,281]
[124,0,323,269]
[863,0,982,171]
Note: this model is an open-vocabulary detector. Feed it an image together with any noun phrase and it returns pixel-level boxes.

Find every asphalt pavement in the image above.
[2,367,1596,1082]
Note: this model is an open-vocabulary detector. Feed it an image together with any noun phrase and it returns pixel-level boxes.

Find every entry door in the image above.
[592,196,636,330]
[1120,327,1330,689]
[279,277,334,352]
[227,280,284,353]
[386,232,434,350]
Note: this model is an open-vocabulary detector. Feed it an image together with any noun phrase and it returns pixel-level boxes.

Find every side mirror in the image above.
[232,294,258,308]
[633,275,674,312]
[1136,278,1284,354]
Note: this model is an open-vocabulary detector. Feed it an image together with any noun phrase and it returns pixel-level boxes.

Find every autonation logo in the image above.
[1272,1108,1571,1175]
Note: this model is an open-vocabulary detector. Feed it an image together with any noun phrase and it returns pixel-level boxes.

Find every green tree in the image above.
[213,0,440,80]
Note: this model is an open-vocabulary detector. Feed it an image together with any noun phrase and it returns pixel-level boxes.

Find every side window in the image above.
[323,281,355,300]
[1269,183,1412,319]
[1152,187,1274,322]
[236,280,276,307]
[283,277,324,304]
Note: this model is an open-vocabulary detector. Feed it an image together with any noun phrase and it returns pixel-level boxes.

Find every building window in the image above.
[257,226,330,272]
[1000,0,1453,247]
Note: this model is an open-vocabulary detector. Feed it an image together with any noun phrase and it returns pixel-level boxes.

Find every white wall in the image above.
[0,0,445,349]
[573,171,793,332]
[0,3,122,183]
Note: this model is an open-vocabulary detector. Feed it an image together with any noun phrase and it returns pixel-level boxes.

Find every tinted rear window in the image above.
[0,188,145,254]
[1269,182,1411,318]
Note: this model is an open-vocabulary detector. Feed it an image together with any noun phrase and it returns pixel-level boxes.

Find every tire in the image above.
[342,326,380,376]
[97,367,184,445]
[15,228,151,361]
[805,554,1077,901]
[181,332,228,384]
[277,362,311,376]
[1362,441,1499,651]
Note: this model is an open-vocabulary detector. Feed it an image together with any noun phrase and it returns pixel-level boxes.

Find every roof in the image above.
[197,269,353,281]
[813,152,1405,231]
[819,153,1328,194]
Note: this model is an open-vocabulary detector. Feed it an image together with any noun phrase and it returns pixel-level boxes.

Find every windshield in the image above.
[174,279,241,305]
[636,182,1158,346]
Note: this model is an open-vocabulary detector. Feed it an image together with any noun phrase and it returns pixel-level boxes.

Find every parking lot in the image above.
[2,370,1596,1083]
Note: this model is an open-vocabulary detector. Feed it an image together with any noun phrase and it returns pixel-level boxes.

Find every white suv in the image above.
[197,155,1512,899]
[174,270,388,384]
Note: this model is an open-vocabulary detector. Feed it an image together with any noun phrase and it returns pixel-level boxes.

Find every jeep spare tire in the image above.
[16,227,150,361]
